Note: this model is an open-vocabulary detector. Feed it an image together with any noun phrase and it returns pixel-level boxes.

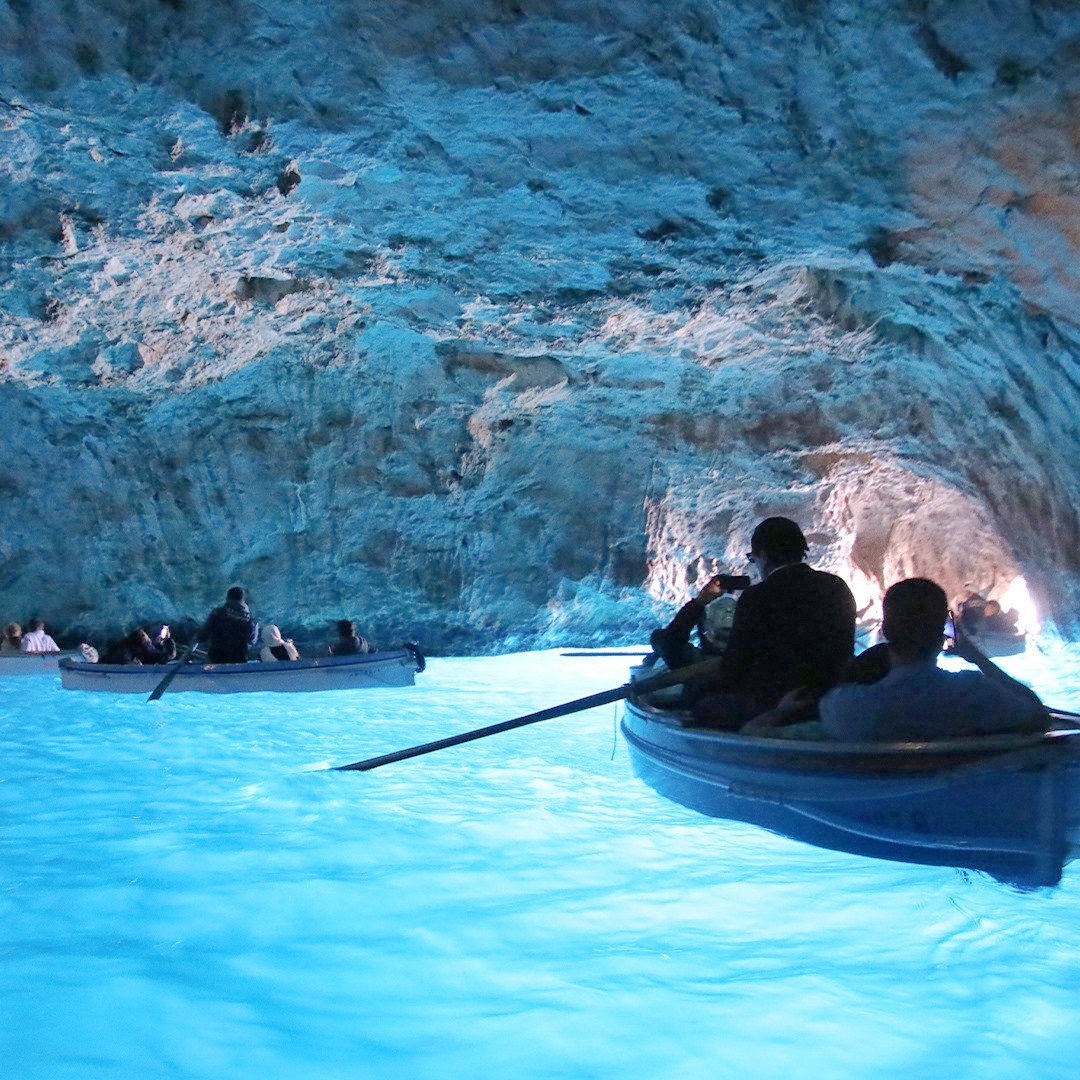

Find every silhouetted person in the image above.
[329,619,369,656]
[689,517,856,729]
[1,622,22,654]
[199,586,259,664]
[819,578,1046,740]
[650,573,746,670]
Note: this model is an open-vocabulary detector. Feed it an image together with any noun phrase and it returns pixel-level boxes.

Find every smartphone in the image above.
[714,574,751,592]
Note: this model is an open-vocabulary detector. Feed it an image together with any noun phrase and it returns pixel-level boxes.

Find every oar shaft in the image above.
[561,651,652,658]
[335,658,719,773]
[147,642,197,702]
[337,684,632,771]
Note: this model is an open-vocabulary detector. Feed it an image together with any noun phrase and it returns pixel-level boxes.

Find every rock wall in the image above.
[1,0,1079,651]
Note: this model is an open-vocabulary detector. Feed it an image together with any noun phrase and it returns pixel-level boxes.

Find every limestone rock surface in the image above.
[1,0,1079,650]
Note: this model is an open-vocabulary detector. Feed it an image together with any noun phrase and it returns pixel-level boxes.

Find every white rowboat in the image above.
[0,651,82,675]
[59,647,424,695]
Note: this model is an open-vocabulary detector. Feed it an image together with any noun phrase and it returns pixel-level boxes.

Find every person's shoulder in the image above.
[810,566,855,591]
[930,666,987,691]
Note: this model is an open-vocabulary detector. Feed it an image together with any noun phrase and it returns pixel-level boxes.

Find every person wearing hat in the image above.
[688,516,856,729]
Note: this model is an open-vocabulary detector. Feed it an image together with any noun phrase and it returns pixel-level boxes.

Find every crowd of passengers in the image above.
[6,521,1049,743]
[647,516,1048,742]
[187,587,370,664]
[1,619,62,654]
[3,587,372,666]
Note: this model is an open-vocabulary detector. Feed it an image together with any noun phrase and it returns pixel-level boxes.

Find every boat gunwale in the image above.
[58,648,419,678]
[623,694,1079,769]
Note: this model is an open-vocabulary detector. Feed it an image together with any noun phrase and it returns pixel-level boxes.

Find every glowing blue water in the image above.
[3,648,1080,1078]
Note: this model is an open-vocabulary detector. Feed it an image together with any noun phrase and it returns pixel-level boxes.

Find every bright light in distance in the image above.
[999,575,1040,635]
[847,567,881,625]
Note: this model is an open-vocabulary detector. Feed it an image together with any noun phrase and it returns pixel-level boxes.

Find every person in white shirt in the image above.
[21,619,60,653]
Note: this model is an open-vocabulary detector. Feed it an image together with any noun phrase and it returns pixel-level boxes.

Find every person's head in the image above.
[29,618,45,632]
[128,628,151,647]
[226,586,245,604]
[749,517,808,568]
[337,619,355,638]
[882,578,949,662]
[4,622,21,639]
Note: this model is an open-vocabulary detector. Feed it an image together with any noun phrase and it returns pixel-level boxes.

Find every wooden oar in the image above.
[561,650,652,658]
[334,658,720,773]
[147,642,197,702]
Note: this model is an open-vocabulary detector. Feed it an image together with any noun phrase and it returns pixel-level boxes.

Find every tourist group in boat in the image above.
[2,515,1050,736]
[645,516,1048,742]
[1,619,62,655]
[1,586,371,666]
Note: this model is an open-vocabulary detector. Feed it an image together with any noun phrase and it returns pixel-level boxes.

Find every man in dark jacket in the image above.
[690,517,856,728]
[199,586,259,664]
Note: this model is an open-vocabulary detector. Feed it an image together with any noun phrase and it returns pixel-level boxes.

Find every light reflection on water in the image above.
[2,646,1080,1078]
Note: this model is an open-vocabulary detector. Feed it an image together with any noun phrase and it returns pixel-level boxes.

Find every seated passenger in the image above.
[260,624,300,662]
[650,573,746,670]
[102,636,136,665]
[955,592,989,635]
[147,623,177,662]
[124,627,176,665]
[980,600,1020,636]
[21,619,60,653]
[329,619,369,657]
[740,640,893,736]
[818,578,1047,741]
[687,517,856,729]
[1,622,23,654]
[199,586,259,664]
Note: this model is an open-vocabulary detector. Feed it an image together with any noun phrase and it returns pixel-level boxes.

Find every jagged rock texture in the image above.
[1,0,1079,651]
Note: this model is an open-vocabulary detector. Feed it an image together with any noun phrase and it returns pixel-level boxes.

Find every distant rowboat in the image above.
[59,646,424,695]
[0,651,82,675]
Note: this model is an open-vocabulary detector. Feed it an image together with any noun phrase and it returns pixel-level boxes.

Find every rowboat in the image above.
[621,689,1080,887]
[965,630,1027,658]
[59,646,424,695]
[0,650,82,675]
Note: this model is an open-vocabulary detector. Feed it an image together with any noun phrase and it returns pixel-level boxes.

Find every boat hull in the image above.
[0,651,81,674]
[59,648,423,695]
[968,632,1027,658]
[622,697,1080,887]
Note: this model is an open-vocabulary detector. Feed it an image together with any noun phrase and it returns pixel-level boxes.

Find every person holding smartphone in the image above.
[687,517,857,729]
